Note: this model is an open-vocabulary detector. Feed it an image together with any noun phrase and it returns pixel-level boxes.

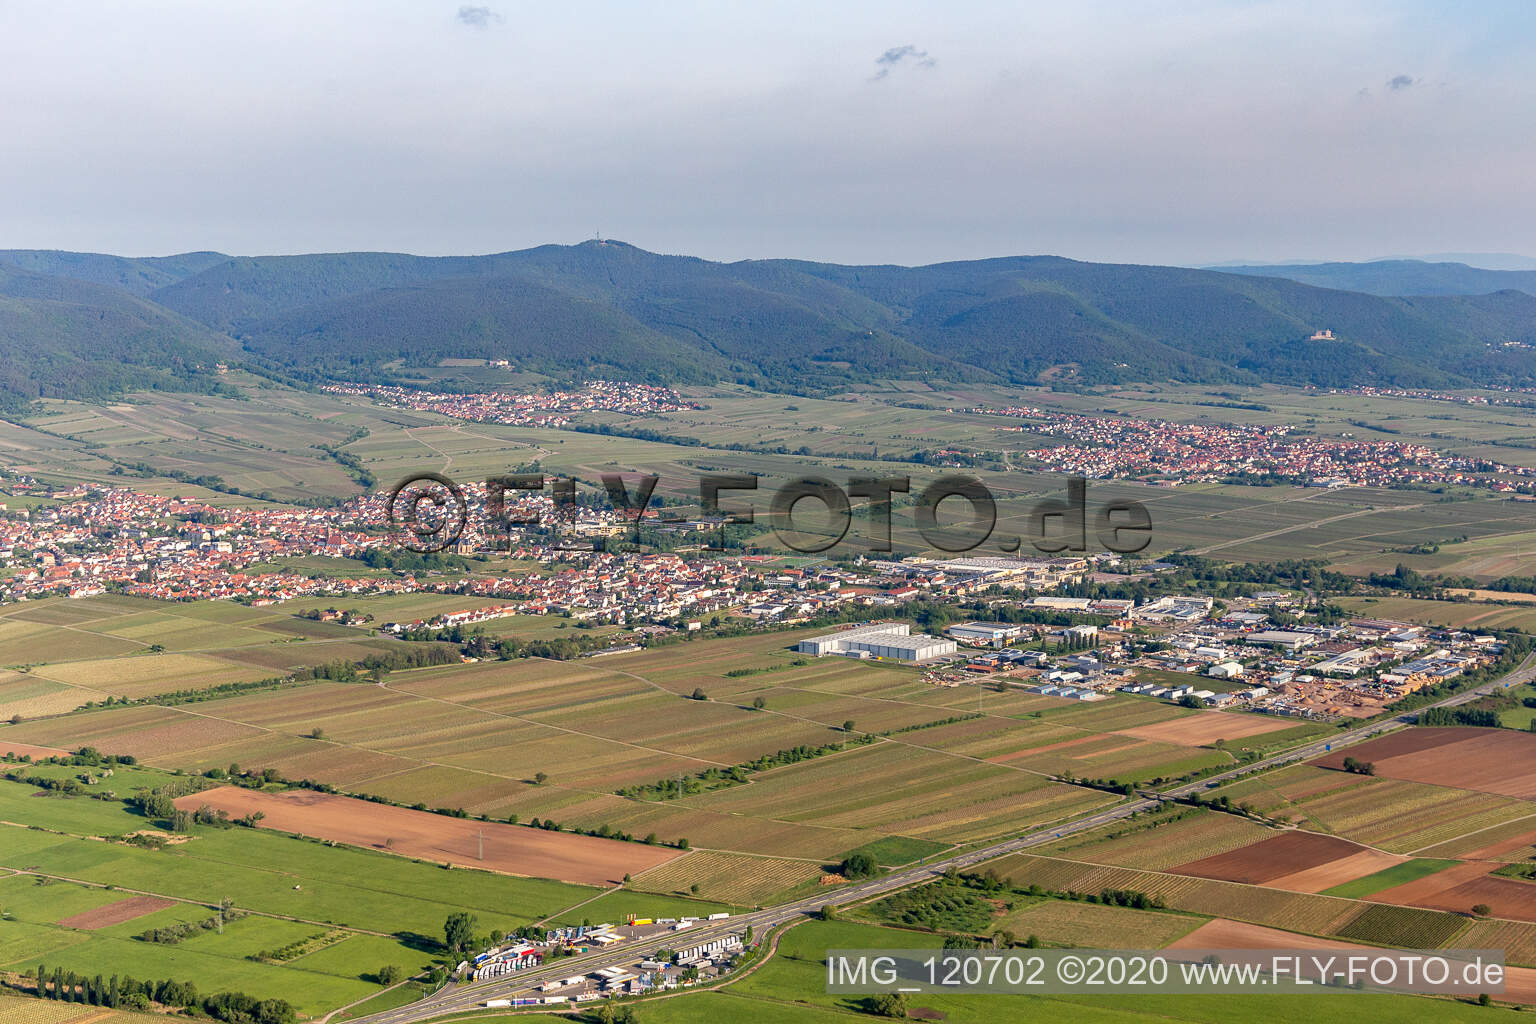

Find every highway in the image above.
[354,650,1536,1024]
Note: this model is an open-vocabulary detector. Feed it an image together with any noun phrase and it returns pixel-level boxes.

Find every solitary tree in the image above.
[444,911,477,953]
[1473,903,1492,917]
[533,771,549,786]
[839,852,880,879]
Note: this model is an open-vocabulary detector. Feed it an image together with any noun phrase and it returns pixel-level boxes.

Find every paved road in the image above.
[354,651,1536,1024]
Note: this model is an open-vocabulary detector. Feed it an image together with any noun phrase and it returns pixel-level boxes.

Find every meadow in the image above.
[0,761,743,1017]
[0,776,597,1015]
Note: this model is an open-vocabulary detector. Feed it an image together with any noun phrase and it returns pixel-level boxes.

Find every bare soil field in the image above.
[0,739,71,760]
[1168,916,1366,951]
[1371,861,1536,923]
[1266,848,1406,893]
[56,895,174,930]
[1172,830,1378,885]
[175,786,682,886]
[1449,589,1536,603]
[1116,710,1293,746]
[1313,727,1536,799]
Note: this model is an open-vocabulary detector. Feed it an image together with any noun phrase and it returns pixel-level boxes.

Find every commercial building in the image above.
[1245,629,1318,652]
[1131,596,1214,622]
[797,622,957,661]
[947,621,1025,644]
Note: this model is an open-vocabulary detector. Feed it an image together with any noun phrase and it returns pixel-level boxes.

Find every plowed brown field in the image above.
[1172,830,1377,885]
[1313,727,1536,799]
[1372,861,1536,923]
[57,895,174,930]
[0,740,71,760]
[175,786,681,886]
[1266,848,1405,893]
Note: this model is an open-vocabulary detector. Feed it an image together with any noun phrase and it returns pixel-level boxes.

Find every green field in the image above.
[1323,859,1464,899]
[0,769,609,1015]
[839,835,950,866]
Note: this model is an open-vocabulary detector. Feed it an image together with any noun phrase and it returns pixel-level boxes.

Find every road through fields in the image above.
[352,651,1536,1024]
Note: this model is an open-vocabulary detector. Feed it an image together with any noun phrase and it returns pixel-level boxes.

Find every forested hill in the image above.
[3,240,1536,408]
[0,262,240,413]
[0,249,230,297]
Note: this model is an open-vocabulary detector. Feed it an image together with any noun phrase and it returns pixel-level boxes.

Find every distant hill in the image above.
[3,241,1536,409]
[1420,253,1536,272]
[1210,259,1536,297]
[0,263,239,413]
[0,250,230,296]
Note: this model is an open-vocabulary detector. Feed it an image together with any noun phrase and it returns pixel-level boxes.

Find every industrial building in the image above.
[1131,595,1214,622]
[1245,629,1318,652]
[798,622,957,661]
[947,621,1026,644]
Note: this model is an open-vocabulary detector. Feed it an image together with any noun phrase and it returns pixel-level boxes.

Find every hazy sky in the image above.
[2,0,1534,266]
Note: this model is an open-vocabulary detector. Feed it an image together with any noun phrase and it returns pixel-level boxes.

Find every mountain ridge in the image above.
[1208,259,1536,297]
[2,242,1535,409]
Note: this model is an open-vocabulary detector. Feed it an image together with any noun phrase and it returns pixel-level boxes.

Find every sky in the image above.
[1,0,1534,267]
